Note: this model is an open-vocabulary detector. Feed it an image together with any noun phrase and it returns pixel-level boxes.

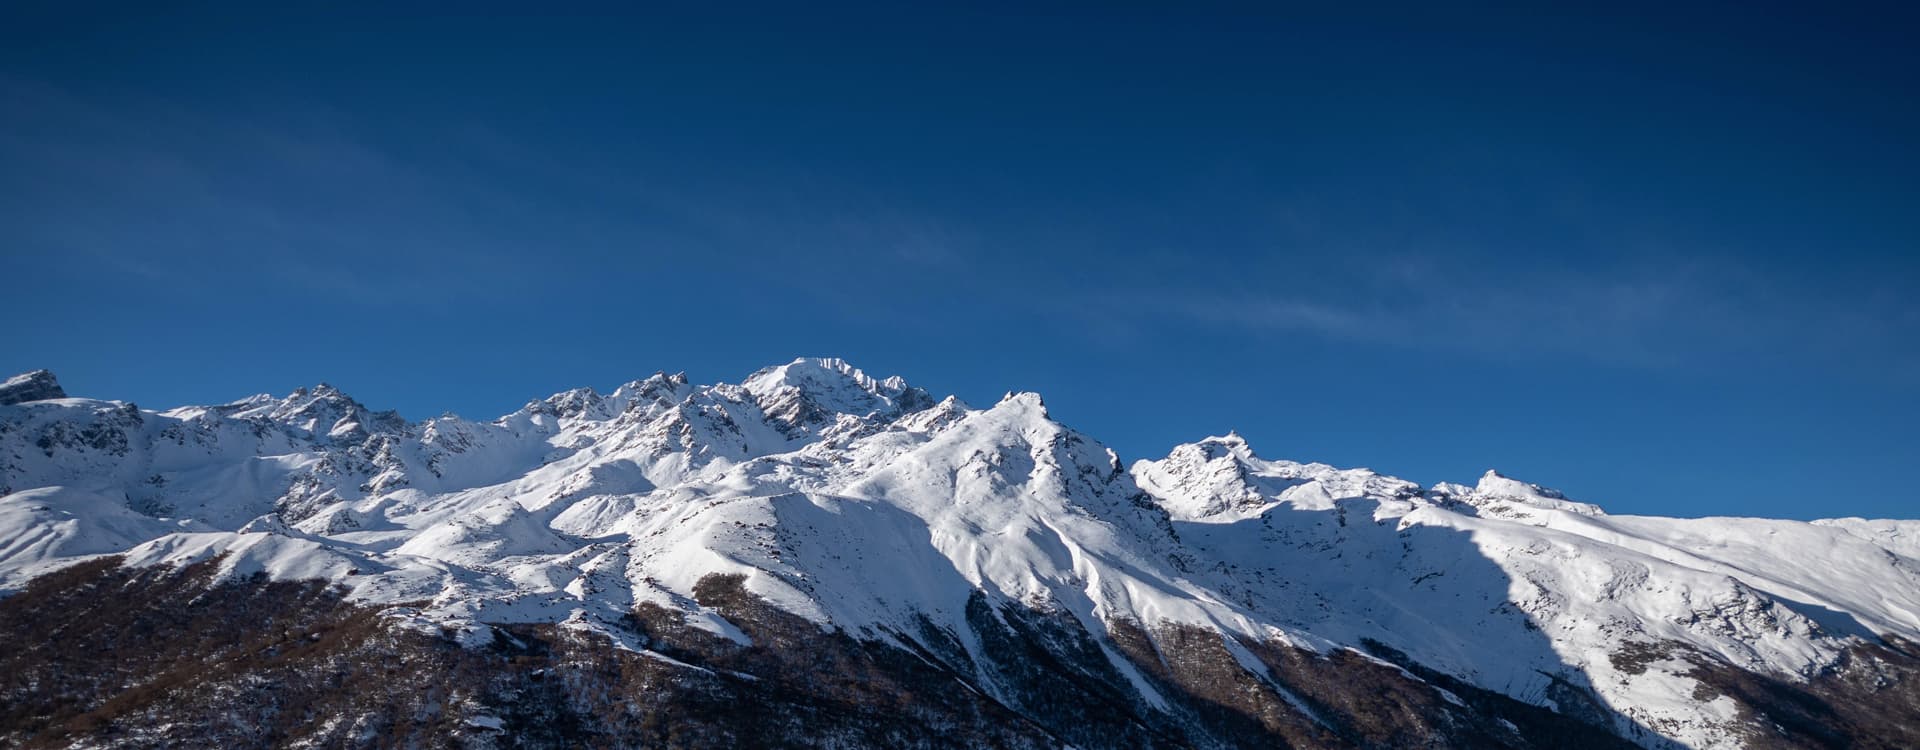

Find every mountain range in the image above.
[2,359,1916,749]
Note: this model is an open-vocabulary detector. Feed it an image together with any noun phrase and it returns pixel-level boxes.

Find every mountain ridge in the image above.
[2,358,1917,749]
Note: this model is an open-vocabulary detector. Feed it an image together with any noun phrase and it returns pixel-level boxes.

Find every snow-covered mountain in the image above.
[2,360,1916,749]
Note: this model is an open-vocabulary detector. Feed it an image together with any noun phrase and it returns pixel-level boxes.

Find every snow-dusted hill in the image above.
[3,359,1916,748]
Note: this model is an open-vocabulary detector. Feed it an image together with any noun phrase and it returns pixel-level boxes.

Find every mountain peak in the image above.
[0,370,66,405]
[215,381,406,443]
[1193,432,1254,461]
[1475,469,1567,499]
[1469,469,1603,515]
[277,383,365,412]
[609,371,691,406]
[743,357,879,393]
[526,386,606,420]
[743,357,933,435]
[995,390,1047,412]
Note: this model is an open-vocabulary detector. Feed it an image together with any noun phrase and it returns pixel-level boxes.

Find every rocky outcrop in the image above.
[0,370,65,406]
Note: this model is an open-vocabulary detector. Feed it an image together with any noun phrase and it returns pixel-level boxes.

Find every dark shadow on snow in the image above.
[1169,496,1676,747]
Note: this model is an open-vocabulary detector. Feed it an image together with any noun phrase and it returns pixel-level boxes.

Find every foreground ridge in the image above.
[2,358,1917,749]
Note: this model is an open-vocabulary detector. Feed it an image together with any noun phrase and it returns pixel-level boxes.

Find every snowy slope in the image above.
[2,359,1915,749]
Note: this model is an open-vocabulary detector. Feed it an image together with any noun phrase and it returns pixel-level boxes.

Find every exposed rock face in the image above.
[0,560,1655,749]
[0,370,65,406]
[2,357,1918,748]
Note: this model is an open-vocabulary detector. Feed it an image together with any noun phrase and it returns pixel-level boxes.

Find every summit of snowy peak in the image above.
[1475,469,1565,498]
[0,370,67,406]
[994,390,1048,413]
[612,370,691,399]
[519,386,607,421]
[743,357,910,403]
[221,382,407,443]
[497,372,692,428]
[968,395,1071,445]
[228,383,351,418]
[742,358,934,436]
[1135,435,1421,519]
[1455,469,1604,516]
[1192,432,1254,461]
[1133,435,1269,518]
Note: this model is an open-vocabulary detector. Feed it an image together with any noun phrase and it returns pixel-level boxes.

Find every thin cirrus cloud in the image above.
[0,77,544,306]
[1098,255,1920,378]
[4,74,1912,384]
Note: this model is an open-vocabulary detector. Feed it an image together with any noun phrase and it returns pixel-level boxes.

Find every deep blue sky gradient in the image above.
[3,3,1916,519]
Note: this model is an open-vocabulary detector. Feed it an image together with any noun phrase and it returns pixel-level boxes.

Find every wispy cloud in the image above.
[5,73,1911,384]
[0,76,548,307]
[1074,250,1920,377]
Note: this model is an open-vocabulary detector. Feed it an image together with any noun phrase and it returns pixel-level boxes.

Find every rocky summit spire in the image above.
[0,370,66,406]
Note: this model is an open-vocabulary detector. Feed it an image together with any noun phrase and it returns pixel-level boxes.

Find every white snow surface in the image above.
[2,358,1915,749]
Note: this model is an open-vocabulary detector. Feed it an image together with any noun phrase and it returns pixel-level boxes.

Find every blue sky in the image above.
[2,3,1916,519]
